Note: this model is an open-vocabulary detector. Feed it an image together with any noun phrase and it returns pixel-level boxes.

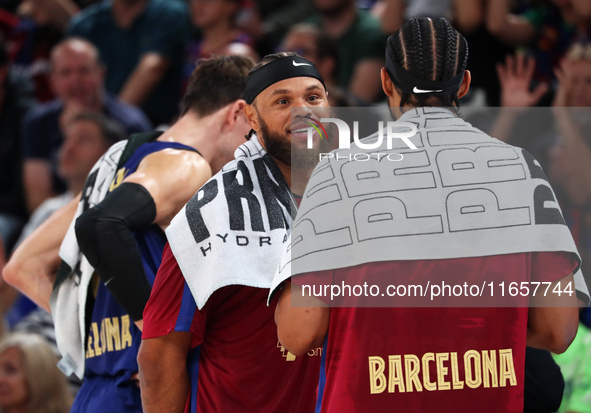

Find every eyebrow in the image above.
[269,88,291,96]
[268,83,325,97]
[306,84,324,92]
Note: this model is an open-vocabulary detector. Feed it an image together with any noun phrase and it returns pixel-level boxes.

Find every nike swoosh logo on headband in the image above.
[413,86,444,94]
[293,60,311,67]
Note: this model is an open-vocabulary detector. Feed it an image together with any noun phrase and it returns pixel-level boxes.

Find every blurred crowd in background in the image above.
[0,0,590,412]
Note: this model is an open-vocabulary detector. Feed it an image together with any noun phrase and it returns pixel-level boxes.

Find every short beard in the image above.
[258,115,333,170]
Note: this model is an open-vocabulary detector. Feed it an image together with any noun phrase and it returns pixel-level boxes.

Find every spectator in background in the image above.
[21,38,151,215]
[238,0,315,55]
[491,41,591,311]
[491,54,550,150]
[549,41,591,234]
[0,333,72,413]
[0,112,124,396]
[282,23,337,85]
[0,33,36,254]
[308,0,385,103]
[370,0,405,34]
[450,0,515,106]
[487,0,591,91]
[183,0,257,88]
[9,0,79,103]
[282,23,355,105]
[371,0,453,35]
[67,0,192,126]
[0,0,21,13]
[17,112,124,246]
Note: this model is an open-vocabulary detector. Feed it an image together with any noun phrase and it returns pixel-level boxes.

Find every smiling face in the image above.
[245,76,331,168]
[0,347,29,412]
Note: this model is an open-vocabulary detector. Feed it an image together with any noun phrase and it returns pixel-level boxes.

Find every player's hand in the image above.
[497,54,548,108]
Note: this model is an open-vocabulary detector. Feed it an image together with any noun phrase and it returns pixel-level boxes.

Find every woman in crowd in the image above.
[0,333,71,413]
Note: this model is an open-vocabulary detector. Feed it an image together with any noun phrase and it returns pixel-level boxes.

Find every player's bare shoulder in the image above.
[140,147,212,183]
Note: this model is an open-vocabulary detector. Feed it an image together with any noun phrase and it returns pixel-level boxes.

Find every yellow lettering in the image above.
[369,356,387,394]
[92,322,102,356]
[109,168,127,192]
[450,352,464,389]
[404,354,423,392]
[388,355,405,393]
[86,334,95,359]
[436,352,450,390]
[307,347,322,357]
[121,315,133,350]
[464,350,482,389]
[422,353,436,391]
[105,318,122,352]
[499,349,517,387]
[100,319,107,354]
[482,350,498,388]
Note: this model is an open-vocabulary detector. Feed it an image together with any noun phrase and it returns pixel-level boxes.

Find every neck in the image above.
[322,3,357,38]
[157,110,228,174]
[112,0,148,28]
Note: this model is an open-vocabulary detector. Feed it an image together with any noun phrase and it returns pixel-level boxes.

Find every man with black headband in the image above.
[5,55,254,413]
[139,52,329,412]
[272,18,585,412]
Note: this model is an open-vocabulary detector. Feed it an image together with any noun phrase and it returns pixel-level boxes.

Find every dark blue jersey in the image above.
[84,140,198,380]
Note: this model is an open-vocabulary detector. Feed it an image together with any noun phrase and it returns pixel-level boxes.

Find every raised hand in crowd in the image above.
[497,54,548,108]
[554,58,574,108]
[490,53,547,143]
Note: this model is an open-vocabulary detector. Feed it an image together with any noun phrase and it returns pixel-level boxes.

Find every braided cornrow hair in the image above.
[387,17,469,116]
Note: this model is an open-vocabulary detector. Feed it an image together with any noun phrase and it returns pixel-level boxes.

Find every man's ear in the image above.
[222,99,246,133]
[244,102,260,131]
[381,67,395,97]
[457,70,471,99]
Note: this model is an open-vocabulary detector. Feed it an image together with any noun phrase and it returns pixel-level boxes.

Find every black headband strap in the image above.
[245,56,326,104]
[385,50,465,96]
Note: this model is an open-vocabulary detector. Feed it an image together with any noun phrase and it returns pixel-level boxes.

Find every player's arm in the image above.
[138,332,191,413]
[3,194,80,311]
[527,272,579,354]
[118,53,170,108]
[275,280,330,356]
[75,149,211,326]
[124,149,212,230]
[139,243,196,412]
